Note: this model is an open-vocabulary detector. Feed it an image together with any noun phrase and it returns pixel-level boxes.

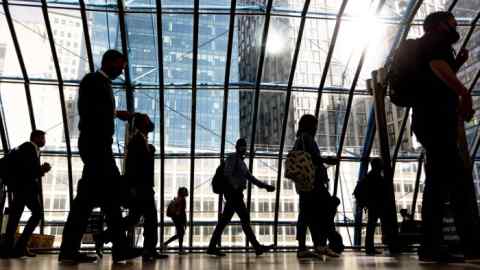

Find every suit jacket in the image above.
[78,71,115,141]
[125,132,154,191]
[9,142,43,192]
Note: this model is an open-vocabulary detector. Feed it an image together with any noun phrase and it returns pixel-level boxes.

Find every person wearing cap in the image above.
[206,138,275,257]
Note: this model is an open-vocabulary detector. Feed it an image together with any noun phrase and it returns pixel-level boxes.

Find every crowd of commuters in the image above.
[0,10,478,265]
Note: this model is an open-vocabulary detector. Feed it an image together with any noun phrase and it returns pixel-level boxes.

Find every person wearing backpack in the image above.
[405,12,477,262]
[360,158,389,256]
[163,187,188,254]
[293,114,339,259]
[0,130,51,258]
[206,138,275,257]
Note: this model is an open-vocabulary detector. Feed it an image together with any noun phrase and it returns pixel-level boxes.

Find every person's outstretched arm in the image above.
[238,160,275,191]
[430,59,473,120]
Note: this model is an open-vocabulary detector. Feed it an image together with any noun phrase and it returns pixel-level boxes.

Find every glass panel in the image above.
[250,158,277,245]
[261,16,300,86]
[88,10,121,71]
[163,158,191,244]
[195,89,223,153]
[0,83,31,147]
[224,88,241,153]
[324,7,382,89]
[413,0,452,22]
[393,161,425,220]
[0,7,23,79]
[283,91,316,153]
[197,14,229,85]
[292,18,336,88]
[237,15,265,84]
[341,95,372,157]
[133,88,161,149]
[165,89,191,153]
[42,156,70,223]
[48,8,90,81]
[278,159,296,222]
[162,14,193,84]
[357,24,401,89]
[193,159,218,224]
[451,0,478,25]
[315,93,349,155]
[30,85,67,152]
[64,86,80,152]
[472,161,480,208]
[457,25,480,88]
[126,13,159,85]
[332,161,359,222]
[9,6,56,80]
[254,90,286,154]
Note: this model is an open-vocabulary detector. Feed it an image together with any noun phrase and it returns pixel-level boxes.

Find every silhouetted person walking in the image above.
[410,12,478,262]
[207,138,275,257]
[59,50,140,263]
[121,113,167,261]
[1,130,51,258]
[293,114,339,259]
[362,158,388,256]
[163,187,188,254]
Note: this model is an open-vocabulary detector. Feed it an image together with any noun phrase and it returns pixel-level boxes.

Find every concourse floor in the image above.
[1,252,480,270]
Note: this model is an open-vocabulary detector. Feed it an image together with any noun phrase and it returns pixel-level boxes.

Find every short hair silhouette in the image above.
[30,130,45,141]
[236,138,247,148]
[423,11,454,32]
[101,49,126,66]
[297,114,317,137]
[370,158,383,170]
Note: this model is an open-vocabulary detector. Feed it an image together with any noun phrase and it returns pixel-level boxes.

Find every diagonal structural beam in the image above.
[354,0,425,246]
[273,0,311,249]
[1,0,36,132]
[332,0,387,197]
[188,0,200,251]
[117,0,134,114]
[246,0,274,242]
[314,0,349,118]
[217,0,237,247]
[78,0,95,73]
[40,0,74,232]
[155,0,166,250]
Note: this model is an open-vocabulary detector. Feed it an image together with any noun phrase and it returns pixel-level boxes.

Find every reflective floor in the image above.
[1,252,480,270]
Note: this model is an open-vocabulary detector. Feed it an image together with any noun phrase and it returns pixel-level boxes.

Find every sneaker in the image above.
[297,250,321,259]
[255,245,274,256]
[206,248,226,257]
[58,253,98,263]
[179,250,188,256]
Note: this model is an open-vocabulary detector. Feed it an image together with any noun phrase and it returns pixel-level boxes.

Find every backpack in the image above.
[285,137,315,193]
[211,162,226,194]
[353,179,368,209]
[0,149,18,188]
[388,39,421,107]
[166,199,177,218]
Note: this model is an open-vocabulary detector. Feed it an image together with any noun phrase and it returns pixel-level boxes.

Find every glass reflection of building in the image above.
[0,0,478,249]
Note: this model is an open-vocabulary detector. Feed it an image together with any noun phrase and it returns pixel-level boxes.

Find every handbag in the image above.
[284,135,315,192]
